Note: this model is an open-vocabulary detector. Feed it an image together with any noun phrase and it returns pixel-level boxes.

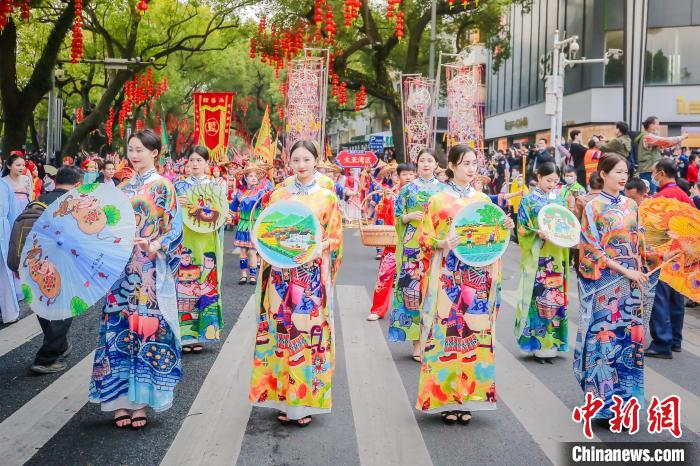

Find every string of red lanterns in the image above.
[70,0,83,63]
[0,0,32,30]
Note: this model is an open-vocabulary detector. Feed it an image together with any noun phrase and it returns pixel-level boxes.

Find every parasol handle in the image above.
[359,189,397,234]
[645,252,682,277]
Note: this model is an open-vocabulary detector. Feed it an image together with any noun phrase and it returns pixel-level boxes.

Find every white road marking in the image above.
[336,285,433,466]
[161,295,256,466]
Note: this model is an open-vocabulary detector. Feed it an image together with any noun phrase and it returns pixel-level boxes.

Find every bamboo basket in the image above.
[359,190,398,247]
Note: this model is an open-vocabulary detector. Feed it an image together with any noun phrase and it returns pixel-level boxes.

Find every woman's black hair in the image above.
[396,163,416,176]
[189,145,210,162]
[597,153,627,175]
[128,128,162,153]
[2,153,24,176]
[416,148,438,162]
[289,140,320,159]
[536,162,559,179]
[562,165,576,175]
[444,144,475,180]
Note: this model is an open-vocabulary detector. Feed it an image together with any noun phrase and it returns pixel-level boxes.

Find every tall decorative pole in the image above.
[623,0,649,131]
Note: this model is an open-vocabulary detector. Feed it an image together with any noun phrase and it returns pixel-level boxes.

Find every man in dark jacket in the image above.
[568,130,588,187]
[27,166,83,373]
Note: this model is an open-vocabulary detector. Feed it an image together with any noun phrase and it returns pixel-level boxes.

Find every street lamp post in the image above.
[543,30,622,157]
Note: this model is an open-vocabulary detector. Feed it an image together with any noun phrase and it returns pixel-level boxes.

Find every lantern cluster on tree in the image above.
[75,107,84,123]
[135,119,144,131]
[70,0,84,63]
[136,0,149,15]
[338,81,347,107]
[0,0,32,30]
[343,0,361,27]
[331,73,339,98]
[105,108,115,144]
[114,69,168,139]
[250,18,308,78]
[325,4,337,43]
[395,11,404,39]
[354,85,366,112]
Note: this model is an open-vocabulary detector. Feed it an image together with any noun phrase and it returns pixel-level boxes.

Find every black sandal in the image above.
[248,277,257,285]
[277,413,293,425]
[297,415,312,427]
[192,344,204,353]
[457,411,472,425]
[238,277,248,285]
[441,411,457,425]
[182,345,193,354]
[131,416,148,430]
[114,415,132,428]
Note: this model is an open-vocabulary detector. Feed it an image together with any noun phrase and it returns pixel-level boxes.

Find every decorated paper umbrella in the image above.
[252,199,322,269]
[537,203,581,248]
[182,182,228,233]
[19,184,136,320]
[639,197,700,301]
[450,201,509,267]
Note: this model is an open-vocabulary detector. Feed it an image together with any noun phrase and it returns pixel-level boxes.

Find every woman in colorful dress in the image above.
[0,175,20,324]
[367,163,416,321]
[230,163,271,285]
[2,153,34,209]
[89,129,183,429]
[174,146,225,354]
[515,162,569,363]
[249,139,343,427]
[574,153,659,427]
[389,148,445,361]
[416,144,514,425]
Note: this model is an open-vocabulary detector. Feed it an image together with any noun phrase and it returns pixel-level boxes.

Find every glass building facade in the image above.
[486,0,700,118]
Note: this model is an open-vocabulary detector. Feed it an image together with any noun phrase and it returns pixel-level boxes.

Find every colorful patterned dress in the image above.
[416,183,501,414]
[174,176,224,345]
[515,188,570,358]
[370,185,399,318]
[89,169,183,412]
[388,177,445,342]
[249,179,343,420]
[283,171,335,192]
[574,192,659,419]
[230,182,270,248]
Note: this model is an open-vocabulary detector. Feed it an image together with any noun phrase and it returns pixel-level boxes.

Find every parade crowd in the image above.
[0,112,699,431]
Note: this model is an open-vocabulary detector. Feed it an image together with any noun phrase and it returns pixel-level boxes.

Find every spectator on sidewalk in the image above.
[11,166,83,373]
[635,116,687,194]
[599,121,631,159]
[687,154,698,185]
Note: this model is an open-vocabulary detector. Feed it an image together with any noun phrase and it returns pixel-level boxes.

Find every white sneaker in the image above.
[366,313,380,321]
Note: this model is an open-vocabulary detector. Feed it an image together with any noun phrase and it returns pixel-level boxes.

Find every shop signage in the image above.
[505,117,528,131]
[677,96,700,115]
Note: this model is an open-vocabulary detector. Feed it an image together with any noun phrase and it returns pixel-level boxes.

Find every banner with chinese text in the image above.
[193,92,234,164]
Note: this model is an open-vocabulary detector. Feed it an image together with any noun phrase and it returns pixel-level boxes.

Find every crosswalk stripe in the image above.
[494,340,599,462]
[336,285,433,466]
[0,314,41,358]
[502,285,700,437]
[0,351,94,465]
[160,295,256,466]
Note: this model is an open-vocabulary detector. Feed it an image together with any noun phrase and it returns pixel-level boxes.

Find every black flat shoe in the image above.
[672,346,682,353]
[645,348,673,359]
[238,277,248,285]
[297,415,312,427]
[457,411,472,425]
[441,412,457,425]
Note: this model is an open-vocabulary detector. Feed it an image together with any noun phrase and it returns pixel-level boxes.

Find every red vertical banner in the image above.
[193,92,235,164]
